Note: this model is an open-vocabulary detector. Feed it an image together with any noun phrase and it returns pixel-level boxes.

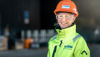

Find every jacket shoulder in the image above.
[49,35,57,41]
[77,35,87,44]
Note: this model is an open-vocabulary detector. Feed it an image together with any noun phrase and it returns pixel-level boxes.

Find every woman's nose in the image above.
[62,17,66,21]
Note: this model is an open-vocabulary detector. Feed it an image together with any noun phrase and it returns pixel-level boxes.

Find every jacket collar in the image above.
[56,24,77,41]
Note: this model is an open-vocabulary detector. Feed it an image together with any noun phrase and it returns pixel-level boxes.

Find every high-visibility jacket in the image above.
[47,24,90,57]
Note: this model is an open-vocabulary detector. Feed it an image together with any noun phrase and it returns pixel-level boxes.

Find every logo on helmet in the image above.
[62,5,70,9]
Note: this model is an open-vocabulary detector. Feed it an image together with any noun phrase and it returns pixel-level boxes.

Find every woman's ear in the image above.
[74,16,76,21]
[72,15,76,21]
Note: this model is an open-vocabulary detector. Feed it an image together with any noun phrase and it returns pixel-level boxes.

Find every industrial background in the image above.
[0,0,100,57]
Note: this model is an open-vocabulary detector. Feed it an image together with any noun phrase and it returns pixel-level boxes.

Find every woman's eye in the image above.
[59,15,63,17]
[65,15,68,18]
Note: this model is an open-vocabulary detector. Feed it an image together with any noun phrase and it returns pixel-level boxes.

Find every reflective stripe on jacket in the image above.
[47,24,90,57]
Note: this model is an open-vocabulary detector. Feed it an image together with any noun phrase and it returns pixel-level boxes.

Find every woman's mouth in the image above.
[61,23,67,25]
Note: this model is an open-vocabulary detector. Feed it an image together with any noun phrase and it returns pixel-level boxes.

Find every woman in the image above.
[47,0,90,57]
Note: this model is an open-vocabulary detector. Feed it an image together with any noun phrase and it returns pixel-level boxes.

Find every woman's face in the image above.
[56,12,75,29]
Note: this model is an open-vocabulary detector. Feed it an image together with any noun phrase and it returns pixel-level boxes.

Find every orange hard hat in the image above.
[54,0,79,18]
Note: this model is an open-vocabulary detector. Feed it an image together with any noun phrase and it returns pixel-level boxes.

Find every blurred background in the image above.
[0,0,100,57]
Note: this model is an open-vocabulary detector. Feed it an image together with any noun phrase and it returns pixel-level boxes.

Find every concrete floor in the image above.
[0,44,100,57]
[0,48,48,57]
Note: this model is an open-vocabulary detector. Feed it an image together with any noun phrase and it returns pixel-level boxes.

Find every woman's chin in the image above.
[60,26,69,29]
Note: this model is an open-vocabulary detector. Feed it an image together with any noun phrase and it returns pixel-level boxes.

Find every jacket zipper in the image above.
[59,40,62,47]
[52,46,57,57]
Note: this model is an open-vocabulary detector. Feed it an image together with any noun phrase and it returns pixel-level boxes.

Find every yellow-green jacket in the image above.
[47,24,90,57]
